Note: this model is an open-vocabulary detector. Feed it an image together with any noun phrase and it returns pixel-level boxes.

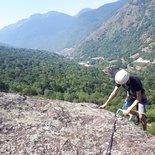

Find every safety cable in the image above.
[81,103,118,155]
[105,101,130,155]
[105,112,117,155]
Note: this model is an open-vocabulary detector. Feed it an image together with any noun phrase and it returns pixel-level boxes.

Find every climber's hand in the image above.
[123,109,130,116]
[99,104,107,109]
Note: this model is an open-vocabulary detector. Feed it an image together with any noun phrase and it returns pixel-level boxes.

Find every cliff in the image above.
[0,93,155,155]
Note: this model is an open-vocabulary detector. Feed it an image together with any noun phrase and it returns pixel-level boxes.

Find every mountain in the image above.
[74,0,155,63]
[0,92,155,154]
[0,0,127,52]
[75,8,92,17]
[0,42,12,47]
[0,12,74,51]
[59,0,127,51]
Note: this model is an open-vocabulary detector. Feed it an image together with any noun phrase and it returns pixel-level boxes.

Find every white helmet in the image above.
[115,69,129,85]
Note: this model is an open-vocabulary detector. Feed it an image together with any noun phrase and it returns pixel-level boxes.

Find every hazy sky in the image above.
[0,0,118,29]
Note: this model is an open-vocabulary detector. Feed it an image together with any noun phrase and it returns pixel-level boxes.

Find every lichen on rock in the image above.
[0,93,155,155]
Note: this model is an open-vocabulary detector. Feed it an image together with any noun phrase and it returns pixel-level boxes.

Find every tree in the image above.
[0,81,9,92]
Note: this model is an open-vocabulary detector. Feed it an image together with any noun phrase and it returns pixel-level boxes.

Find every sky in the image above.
[0,0,118,29]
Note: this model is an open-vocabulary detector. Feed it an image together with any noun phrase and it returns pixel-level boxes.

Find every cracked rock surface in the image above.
[0,92,155,155]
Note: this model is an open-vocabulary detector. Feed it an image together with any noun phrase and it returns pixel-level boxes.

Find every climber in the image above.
[99,69,147,130]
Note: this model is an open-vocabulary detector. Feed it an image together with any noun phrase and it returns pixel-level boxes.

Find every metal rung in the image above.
[116,108,133,120]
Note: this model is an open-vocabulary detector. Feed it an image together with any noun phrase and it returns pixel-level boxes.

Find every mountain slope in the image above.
[75,8,92,17]
[74,0,155,62]
[0,46,114,102]
[0,0,127,52]
[0,12,74,51]
[59,0,127,49]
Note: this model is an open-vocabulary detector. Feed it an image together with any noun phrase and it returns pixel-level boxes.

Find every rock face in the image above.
[0,93,155,155]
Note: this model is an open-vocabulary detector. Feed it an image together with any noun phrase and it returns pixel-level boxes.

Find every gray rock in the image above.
[0,92,155,155]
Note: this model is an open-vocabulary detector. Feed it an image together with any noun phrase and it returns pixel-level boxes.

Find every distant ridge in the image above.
[0,0,127,52]
[75,8,92,17]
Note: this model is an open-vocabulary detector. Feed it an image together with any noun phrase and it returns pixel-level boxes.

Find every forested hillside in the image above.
[0,46,155,134]
[74,0,155,64]
[0,46,113,103]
